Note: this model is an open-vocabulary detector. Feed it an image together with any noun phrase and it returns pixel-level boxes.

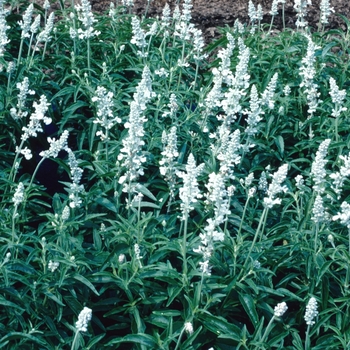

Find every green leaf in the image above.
[198,312,241,341]
[104,334,158,347]
[238,293,259,328]
[43,291,65,307]
[72,273,100,296]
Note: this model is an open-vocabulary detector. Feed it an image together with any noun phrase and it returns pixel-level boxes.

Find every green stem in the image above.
[305,324,311,350]
[182,212,188,276]
[259,315,276,347]
[71,330,80,350]
[241,207,268,274]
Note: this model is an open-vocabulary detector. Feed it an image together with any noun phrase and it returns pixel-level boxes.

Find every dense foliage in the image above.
[0,0,350,348]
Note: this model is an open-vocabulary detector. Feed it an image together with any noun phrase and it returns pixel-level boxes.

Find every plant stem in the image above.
[259,315,276,347]
[241,207,268,274]
[305,324,311,350]
[71,330,80,350]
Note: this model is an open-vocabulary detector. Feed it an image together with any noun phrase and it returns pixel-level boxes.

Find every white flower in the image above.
[40,130,69,158]
[0,3,10,57]
[161,3,171,27]
[13,182,25,206]
[92,86,121,141]
[184,321,193,335]
[270,0,279,16]
[62,206,70,221]
[21,95,51,142]
[320,0,334,24]
[311,139,331,193]
[274,302,288,317]
[48,260,59,272]
[304,297,318,326]
[176,154,204,219]
[118,66,154,192]
[18,4,34,39]
[130,16,147,50]
[333,201,350,229]
[299,35,321,117]
[312,194,326,224]
[37,12,55,43]
[76,307,92,332]
[261,73,278,110]
[329,77,347,118]
[75,0,100,39]
[244,85,264,137]
[263,164,288,209]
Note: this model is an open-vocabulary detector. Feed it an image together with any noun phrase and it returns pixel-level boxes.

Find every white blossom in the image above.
[310,139,331,193]
[48,260,59,272]
[304,297,318,326]
[13,182,25,206]
[37,12,55,43]
[333,201,350,229]
[311,194,326,224]
[263,164,288,209]
[40,130,69,158]
[118,66,154,192]
[261,73,278,109]
[18,4,34,39]
[76,0,100,39]
[184,321,193,334]
[320,0,334,24]
[244,85,264,137]
[21,95,51,142]
[177,154,204,219]
[76,307,92,332]
[329,77,347,118]
[92,86,121,141]
[299,35,321,117]
[274,302,288,317]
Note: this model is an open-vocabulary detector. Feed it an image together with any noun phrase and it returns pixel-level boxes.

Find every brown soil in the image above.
[88,0,350,39]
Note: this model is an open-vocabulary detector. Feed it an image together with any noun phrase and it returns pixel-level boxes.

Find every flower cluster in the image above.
[330,153,350,198]
[21,95,51,142]
[10,77,35,120]
[76,307,92,332]
[75,0,100,39]
[0,0,10,57]
[320,0,334,25]
[294,0,311,29]
[274,302,288,317]
[159,126,179,199]
[299,35,321,118]
[333,201,350,229]
[18,4,34,40]
[39,130,69,159]
[48,260,59,272]
[244,85,264,138]
[92,86,121,141]
[304,297,318,326]
[118,66,155,193]
[37,12,55,43]
[130,16,147,57]
[329,77,347,118]
[176,153,204,220]
[310,139,331,193]
[66,147,84,208]
[311,194,326,224]
[263,164,288,209]
[12,182,25,207]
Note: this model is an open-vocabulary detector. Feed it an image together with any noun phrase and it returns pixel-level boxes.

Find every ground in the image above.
[88,0,350,39]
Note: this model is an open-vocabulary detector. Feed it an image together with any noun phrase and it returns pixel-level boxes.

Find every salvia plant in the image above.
[0,0,350,349]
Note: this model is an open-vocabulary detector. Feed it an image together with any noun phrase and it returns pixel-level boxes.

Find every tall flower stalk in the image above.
[75,0,100,74]
[177,153,204,276]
